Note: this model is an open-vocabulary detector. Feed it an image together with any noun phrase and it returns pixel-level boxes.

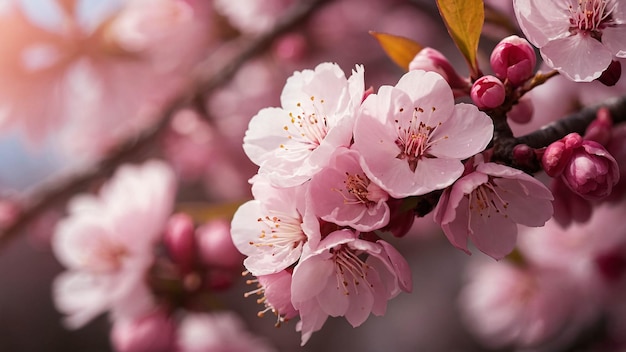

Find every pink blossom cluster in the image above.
[230,59,558,344]
[52,160,272,351]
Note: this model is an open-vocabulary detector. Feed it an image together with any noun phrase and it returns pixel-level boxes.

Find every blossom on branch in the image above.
[434,157,554,260]
[52,160,176,328]
[291,229,412,345]
[514,0,626,82]
[243,62,365,187]
[353,70,493,198]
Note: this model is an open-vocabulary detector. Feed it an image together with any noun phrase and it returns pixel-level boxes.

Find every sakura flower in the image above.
[214,0,294,34]
[459,260,582,349]
[52,160,176,328]
[243,62,365,187]
[434,158,554,260]
[230,176,315,276]
[308,147,390,232]
[176,312,277,352]
[291,229,412,345]
[353,70,493,198]
[513,0,626,82]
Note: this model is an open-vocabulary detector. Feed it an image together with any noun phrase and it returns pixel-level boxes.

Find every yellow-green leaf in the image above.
[436,0,484,79]
[369,31,423,71]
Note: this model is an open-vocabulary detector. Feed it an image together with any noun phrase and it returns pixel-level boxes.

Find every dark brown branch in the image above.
[493,95,626,173]
[0,0,328,250]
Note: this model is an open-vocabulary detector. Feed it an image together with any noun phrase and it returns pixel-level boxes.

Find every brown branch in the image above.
[0,0,328,250]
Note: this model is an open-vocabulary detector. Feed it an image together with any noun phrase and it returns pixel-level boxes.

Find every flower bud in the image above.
[562,140,620,200]
[409,47,469,92]
[163,213,197,273]
[196,219,243,269]
[541,133,582,177]
[490,35,536,86]
[470,75,505,109]
[507,96,533,124]
[584,107,613,146]
[110,311,175,352]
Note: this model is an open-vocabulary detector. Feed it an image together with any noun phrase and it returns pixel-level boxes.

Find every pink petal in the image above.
[429,103,493,159]
[468,210,518,260]
[513,0,570,47]
[291,254,334,304]
[540,35,612,82]
[603,27,626,58]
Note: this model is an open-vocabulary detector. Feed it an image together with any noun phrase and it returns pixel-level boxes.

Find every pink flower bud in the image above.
[507,96,533,124]
[110,311,175,352]
[490,35,536,86]
[562,140,620,200]
[196,219,243,269]
[470,75,505,109]
[541,133,582,177]
[409,48,469,92]
[163,213,197,273]
[584,107,613,145]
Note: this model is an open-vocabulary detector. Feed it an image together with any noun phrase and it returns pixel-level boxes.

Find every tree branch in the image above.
[0,0,328,250]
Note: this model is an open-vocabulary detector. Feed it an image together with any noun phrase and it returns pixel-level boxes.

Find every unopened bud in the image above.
[163,213,196,273]
[409,48,469,92]
[542,133,582,177]
[507,96,534,124]
[562,140,620,200]
[196,219,243,269]
[470,75,505,109]
[490,35,536,86]
[584,107,613,145]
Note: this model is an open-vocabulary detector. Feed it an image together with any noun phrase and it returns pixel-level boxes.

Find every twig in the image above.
[0,0,328,250]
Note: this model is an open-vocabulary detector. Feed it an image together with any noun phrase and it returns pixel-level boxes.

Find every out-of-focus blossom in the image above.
[551,176,593,227]
[490,35,536,86]
[507,96,534,124]
[230,176,313,276]
[195,218,242,269]
[176,312,276,352]
[214,0,294,34]
[408,48,469,94]
[434,158,553,260]
[308,147,390,232]
[459,260,582,349]
[0,0,213,152]
[110,310,176,352]
[291,229,411,345]
[243,62,364,187]
[52,160,176,328]
[353,70,493,198]
[513,0,626,82]
[470,75,506,110]
[584,107,613,145]
[163,213,197,274]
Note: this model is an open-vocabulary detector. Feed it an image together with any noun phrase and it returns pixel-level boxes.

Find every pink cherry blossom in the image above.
[230,176,315,276]
[459,260,583,349]
[513,0,626,82]
[214,0,294,34]
[291,229,412,345]
[353,70,493,198]
[434,158,554,260]
[243,62,365,187]
[308,147,390,232]
[52,160,176,328]
[176,312,277,352]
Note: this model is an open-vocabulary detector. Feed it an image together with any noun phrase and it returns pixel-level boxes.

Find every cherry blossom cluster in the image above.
[52,160,275,352]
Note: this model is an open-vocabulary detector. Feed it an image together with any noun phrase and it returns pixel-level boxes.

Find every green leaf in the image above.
[369,31,423,71]
[436,0,484,79]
